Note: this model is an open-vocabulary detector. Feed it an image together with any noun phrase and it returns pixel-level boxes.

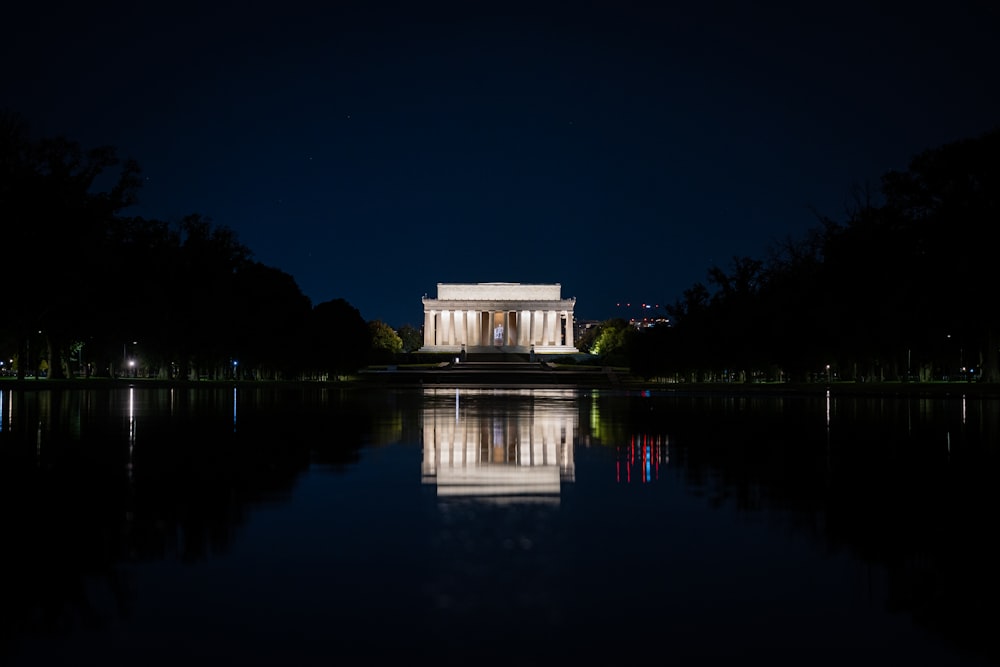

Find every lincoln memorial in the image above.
[420,282,578,354]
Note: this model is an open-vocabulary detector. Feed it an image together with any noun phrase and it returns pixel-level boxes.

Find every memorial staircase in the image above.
[463,348,532,363]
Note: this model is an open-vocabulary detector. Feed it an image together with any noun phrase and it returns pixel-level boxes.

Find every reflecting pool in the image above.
[1,385,998,665]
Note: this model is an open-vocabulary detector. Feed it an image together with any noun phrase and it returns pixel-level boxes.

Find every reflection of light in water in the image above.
[233,386,238,430]
[127,386,135,479]
[825,390,831,428]
[617,434,668,483]
[0,390,4,432]
[422,388,576,503]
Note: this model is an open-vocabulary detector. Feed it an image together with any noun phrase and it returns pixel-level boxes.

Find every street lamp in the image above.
[123,340,138,376]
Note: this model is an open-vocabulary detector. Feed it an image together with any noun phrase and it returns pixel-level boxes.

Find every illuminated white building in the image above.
[420,282,577,353]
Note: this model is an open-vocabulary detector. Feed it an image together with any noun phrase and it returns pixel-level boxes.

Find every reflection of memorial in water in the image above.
[421,388,576,502]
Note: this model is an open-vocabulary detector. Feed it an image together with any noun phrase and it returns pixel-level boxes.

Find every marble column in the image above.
[455,309,466,344]
[424,310,435,346]
[441,310,452,345]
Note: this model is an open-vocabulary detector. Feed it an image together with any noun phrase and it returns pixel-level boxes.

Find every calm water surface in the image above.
[1,385,998,666]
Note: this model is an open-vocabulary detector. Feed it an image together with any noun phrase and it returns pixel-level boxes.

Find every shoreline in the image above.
[2,375,999,398]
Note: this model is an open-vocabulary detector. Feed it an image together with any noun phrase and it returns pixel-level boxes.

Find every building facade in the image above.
[420,282,578,353]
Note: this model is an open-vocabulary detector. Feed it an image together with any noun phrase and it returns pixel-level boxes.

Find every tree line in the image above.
[0,110,417,381]
[612,127,1000,384]
[5,109,996,384]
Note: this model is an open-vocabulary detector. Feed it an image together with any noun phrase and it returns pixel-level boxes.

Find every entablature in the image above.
[422,298,576,312]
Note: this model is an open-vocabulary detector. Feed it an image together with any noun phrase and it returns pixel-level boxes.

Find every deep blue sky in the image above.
[4,1,998,327]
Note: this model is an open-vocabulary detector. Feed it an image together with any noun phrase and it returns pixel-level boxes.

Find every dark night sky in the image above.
[4,1,998,327]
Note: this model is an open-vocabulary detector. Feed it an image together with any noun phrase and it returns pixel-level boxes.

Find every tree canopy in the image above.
[634,128,1000,384]
[0,111,377,381]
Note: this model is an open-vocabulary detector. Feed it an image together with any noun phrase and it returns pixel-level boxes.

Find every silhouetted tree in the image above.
[628,324,675,380]
[880,129,1000,381]
[1,111,364,382]
[230,262,312,379]
[0,111,141,379]
[649,129,1000,384]
[168,214,252,379]
[309,299,371,379]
